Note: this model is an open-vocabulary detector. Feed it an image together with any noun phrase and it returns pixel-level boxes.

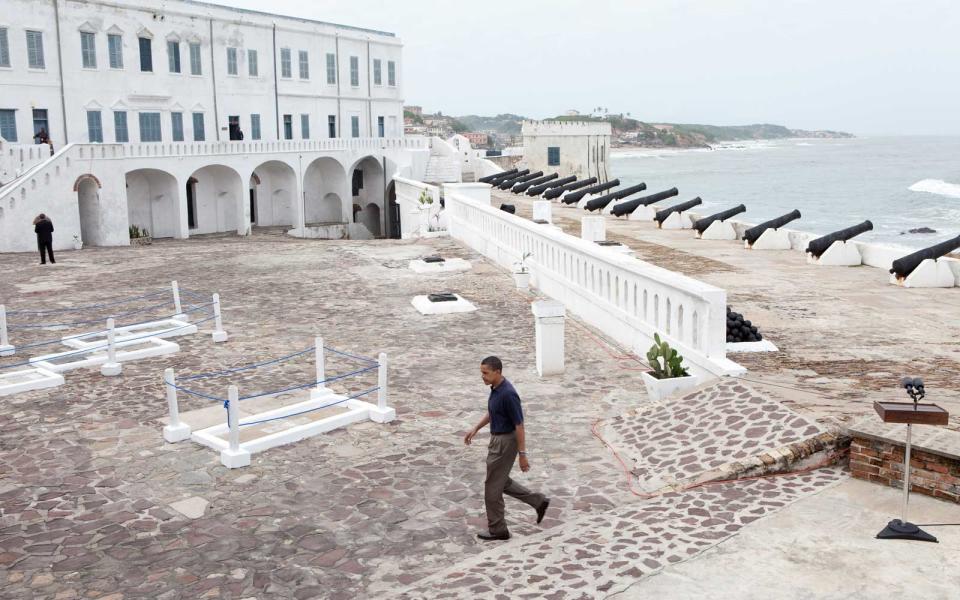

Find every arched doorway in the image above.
[303,157,347,225]
[186,164,245,235]
[250,161,296,228]
[125,169,180,239]
[349,156,385,237]
[74,174,104,246]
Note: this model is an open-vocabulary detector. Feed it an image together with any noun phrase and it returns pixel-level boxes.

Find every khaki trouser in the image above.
[485,431,545,535]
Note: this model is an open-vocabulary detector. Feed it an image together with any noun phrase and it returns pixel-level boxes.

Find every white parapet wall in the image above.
[393,176,442,239]
[445,186,743,378]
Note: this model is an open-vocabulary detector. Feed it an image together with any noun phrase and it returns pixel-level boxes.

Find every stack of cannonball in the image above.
[726,306,762,343]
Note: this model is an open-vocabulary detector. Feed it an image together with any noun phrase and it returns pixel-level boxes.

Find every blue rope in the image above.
[165,381,229,402]
[180,345,316,382]
[179,289,212,300]
[323,346,379,365]
[5,289,170,316]
[8,298,176,330]
[238,386,380,427]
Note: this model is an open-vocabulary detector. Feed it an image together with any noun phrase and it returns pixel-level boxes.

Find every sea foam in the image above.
[909,179,960,199]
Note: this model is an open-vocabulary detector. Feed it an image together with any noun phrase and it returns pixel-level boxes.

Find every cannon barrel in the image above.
[544,177,596,199]
[479,168,516,184]
[499,171,542,190]
[499,204,516,214]
[806,220,874,258]
[655,197,703,224]
[742,209,801,245]
[513,173,558,194]
[889,235,960,279]
[528,175,576,196]
[610,187,679,216]
[487,168,524,186]
[562,179,620,204]
[585,182,648,212]
[493,169,530,188]
[693,204,746,234]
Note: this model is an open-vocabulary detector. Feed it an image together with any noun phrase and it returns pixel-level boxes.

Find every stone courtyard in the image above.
[1,227,958,599]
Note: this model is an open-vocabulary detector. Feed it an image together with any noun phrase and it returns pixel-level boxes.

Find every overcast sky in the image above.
[220,0,960,135]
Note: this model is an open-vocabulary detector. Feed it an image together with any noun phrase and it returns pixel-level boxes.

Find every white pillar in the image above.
[0,305,14,356]
[100,317,122,376]
[211,293,228,343]
[220,385,251,468]
[532,200,552,224]
[581,216,606,242]
[162,368,191,442]
[171,280,186,320]
[310,337,327,400]
[532,300,566,376]
[369,351,395,423]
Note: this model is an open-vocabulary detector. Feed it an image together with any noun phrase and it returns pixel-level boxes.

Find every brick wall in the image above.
[850,436,960,504]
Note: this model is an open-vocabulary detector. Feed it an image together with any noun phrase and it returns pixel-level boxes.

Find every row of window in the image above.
[0,27,397,87]
[86,110,206,143]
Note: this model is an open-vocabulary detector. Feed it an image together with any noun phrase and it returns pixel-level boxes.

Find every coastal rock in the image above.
[900,227,937,235]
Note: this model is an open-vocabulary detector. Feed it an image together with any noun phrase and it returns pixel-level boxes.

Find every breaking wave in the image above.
[909,179,960,199]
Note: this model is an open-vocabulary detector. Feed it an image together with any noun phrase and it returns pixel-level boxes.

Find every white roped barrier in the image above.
[444,186,744,377]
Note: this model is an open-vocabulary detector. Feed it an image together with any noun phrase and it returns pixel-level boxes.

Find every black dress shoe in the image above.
[477,531,510,541]
[536,498,550,524]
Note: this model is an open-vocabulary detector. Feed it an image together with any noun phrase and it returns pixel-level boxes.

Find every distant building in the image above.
[404,105,423,116]
[521,120,611,181]
[564,110,581,117]
[462,132,488,146]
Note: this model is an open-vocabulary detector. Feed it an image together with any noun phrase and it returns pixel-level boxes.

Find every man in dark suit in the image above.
[34,214,55,264]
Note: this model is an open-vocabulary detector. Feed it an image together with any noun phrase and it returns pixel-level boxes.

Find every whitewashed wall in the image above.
[393,176,441,238]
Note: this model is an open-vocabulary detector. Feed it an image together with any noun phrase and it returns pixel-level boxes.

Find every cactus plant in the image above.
[645,333,689,379]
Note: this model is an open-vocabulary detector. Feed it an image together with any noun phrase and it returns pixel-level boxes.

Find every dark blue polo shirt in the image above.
[488,378,524,434]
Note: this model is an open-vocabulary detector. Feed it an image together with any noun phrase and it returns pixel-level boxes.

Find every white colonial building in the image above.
[0,0,473,252]
[521,120,612,182]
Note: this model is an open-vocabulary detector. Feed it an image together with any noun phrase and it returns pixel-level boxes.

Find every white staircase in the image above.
[423,137,462,184]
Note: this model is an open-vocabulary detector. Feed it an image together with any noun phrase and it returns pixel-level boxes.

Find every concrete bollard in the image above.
[162,368,191,442]
[310,337,327,400]
[171,280,186,320]
[211,293,228,343]
[531,300,566,376]
[100,318,123,376]
[369,352,396,423]
[532,200,553,224]
[581,216,606,243]
[220,385,251,468]
[0,305,14,356]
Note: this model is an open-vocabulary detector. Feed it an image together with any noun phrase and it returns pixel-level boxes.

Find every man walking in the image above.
[464,356,549,541]
[34,213,55,264]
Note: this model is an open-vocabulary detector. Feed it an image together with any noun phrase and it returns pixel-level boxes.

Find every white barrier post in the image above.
[171,280,186,320]
[100,318,122,376]
[310,337,327,400]
[162,368,191,442]
[0,305,14,356]
[220,385,250,468]
[369,352,395,423]
[211,293,228,343]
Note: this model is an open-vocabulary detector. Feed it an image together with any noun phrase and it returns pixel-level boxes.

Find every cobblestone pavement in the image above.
[604,379,827,491]
[393,467,845,599]
[0,233,658,599]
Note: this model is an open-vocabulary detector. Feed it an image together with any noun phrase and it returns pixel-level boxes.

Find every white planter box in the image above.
[641,371,700,402]
[513,271,531,290]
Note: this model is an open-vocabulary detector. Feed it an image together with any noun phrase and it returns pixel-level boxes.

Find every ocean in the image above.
[610,136,960,249]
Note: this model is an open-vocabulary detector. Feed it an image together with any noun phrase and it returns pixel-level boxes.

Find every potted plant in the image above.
[640,333,700,401]
[72,234,83,250]
[416,188,434,210]
[512,252,532,290]
[129,224,153,246]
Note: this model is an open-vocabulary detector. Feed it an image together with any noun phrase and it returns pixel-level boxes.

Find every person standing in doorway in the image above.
[464,356,549,541]
[33,214,55,264]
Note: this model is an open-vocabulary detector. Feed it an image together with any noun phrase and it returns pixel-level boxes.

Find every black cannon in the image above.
[742,210,801,245]
[610,187,679,217]
[584,182,648,212]
[544,177,596,200]
[479,168,516,184]
[500,204,516,214]
[492,169,530,188]
[562,179,621,205]
[487,168,524,187]
[889,235,960,279]
[513,173,558,194]
[499,171,542,190]
[528,175,576,197]
[655,197,703,225]
[693,204,747,235]
[806,220,874,258]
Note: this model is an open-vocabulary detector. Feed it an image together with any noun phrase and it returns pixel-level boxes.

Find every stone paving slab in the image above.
[604,378,827,491]
[393,467,846,599]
